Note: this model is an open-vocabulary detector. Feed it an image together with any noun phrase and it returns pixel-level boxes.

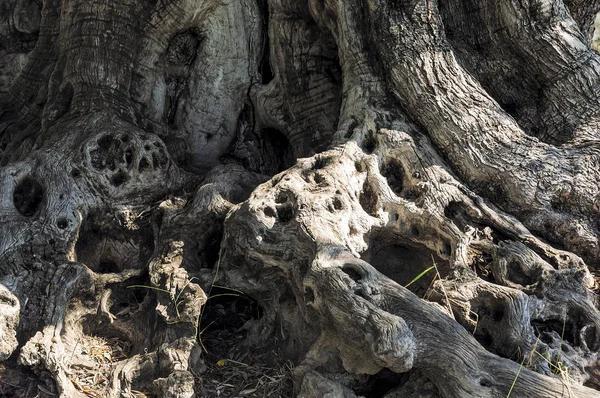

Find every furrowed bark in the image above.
[565,0,600,43]
[2,0,600,397]
[440,0,600,144]
[221,141,600,397]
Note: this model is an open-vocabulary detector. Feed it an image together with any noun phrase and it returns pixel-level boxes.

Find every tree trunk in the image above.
[2,0,600,397]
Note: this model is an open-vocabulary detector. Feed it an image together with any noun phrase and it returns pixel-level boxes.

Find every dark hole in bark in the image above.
[120,135,130,143]
[341,264,363,282]
[166,29,201,66]
[264,206,276,218]
[324,61,343,86]
[355,160,364,172]
[364,242,444,296]
[200,286,262,344]
[110,171,128,187]
[354,287,369,300]
[410,226,420,237]
[276,203,294,222]
[532,319,575,345]
[353,368,408,397]
[584,325,600,351]
[97,260,121,274]
[165,76,184,127]
[313,173,326,184]
[403,188,422,203]
[124,149,133,166]
[381,159,405,196]
[473,252,495,283]
[304,287,315,304]
[107,279,154,335]
[56,218,68,230]
[260,57,274,84]
[480,378,493,387]
[156,149,169,168]
[13,176,44,217]
[198,232,223,269]
[252,128,295,174]
[258,0,274,84]
[139,157,151,173]
[75,212,154,273]
[474,329,493,348]
[501,102,518,116]
[444,201,471,231]
[506,260,534,286]
[314,156,334,170]
[359,180,378,216]
[363,131,376,154]
[70,168,81,178]
[332,197,343,210]
[275,191,288,204]
[440,242,452,256]
[492,305,504,322]
[144,144,151,151]
[91,134,131,172]
[97,134,115,150]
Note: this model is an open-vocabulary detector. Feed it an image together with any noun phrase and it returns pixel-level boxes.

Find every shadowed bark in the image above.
[2,0,600,397]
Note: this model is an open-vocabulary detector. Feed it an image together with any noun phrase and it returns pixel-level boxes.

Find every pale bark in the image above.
[2,0,600,397]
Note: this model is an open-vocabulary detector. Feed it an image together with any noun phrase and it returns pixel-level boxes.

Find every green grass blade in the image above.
[405,265,435,288]
[507,359,525,398]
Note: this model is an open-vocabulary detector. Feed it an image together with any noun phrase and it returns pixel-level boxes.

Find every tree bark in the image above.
[2,0,600,397]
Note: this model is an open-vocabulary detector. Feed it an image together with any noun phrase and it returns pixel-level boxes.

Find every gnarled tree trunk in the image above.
[2,0,600,397]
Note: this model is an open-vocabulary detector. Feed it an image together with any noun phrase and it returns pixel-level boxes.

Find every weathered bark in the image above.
[2,0,600,397]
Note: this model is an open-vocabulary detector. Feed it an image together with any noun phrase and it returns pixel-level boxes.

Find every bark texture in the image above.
[2,0,600,397]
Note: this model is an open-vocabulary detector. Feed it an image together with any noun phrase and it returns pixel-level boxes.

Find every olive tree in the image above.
[2,0,600,396]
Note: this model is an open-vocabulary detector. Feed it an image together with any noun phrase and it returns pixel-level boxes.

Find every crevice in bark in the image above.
[74,216,155,274]
[258,0,274,85]
[353,368,408,397]
[162,28,202,130]
[13,175,44,217]
[363,242,442,296]
[4,0,600,397]
[439,0,600,145]
[259,128,295,174]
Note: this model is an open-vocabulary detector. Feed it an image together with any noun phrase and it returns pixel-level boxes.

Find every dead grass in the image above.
[200,353,294,398]
[69,335,132,397]
[1,292,292,397]
[197,294,294,398]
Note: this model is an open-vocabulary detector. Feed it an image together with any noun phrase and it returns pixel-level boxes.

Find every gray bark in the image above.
[2,0,600,397]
